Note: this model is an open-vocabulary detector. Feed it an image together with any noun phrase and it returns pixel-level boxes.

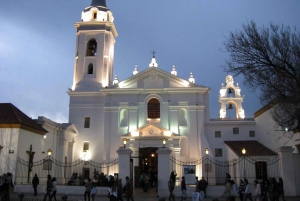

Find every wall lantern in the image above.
[162,138,166,147]
[123,138,127,148]
[205,148,209,155]
[242,148,246,155]
[47,149,52,156]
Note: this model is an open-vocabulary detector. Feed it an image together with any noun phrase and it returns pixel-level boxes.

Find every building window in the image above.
[255,161,267,179]
[233,127,239,134]
[86,39,97,56]
[147,98,160,119]
[249,131,255,137]
[215,149,222,157]
[87,64,93,74]
[83,142,89,150]
[84,117,90,128]
[215,131,221,138]
[93,12,97,19]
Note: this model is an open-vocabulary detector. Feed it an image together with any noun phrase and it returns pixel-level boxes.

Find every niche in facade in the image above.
[87,63,93,74]
[86,39,97,56]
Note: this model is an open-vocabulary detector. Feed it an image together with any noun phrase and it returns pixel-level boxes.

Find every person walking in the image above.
[91,184,97,201]
[238,180,245,201]
[254,180,261,201]
[125,176,134,201]
[270,178,279,201]
[168,177,175,201]
[84,178,92,201]
[221,180,231,200]
[144,174,149,193]
[278,178,286,201]
[181,176,187,201]
[32,174,39,196]
[243,179,253,201]
[117,178,123,201]
[230,180,238,201]
[195,177,199,193]
[139,173,145,193]
[43,175,53,201]
[199,177,208,197]
[51,177,57,201]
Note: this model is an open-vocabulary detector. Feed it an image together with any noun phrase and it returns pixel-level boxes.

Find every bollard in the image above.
[61,194,68,201]
[18,192,25,201]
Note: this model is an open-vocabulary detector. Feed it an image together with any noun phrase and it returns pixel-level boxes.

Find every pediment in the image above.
[115,67,202,89]
[122,123,180,138]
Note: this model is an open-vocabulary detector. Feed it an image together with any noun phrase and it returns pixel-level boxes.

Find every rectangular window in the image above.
[255,162,267,179]
[249,131,255,137]
[83,142,89,150]
[215,149,223,157]
[43,159,52,170]
[84,117,90,128]
[233,127,239,134]
[215,131,221,138]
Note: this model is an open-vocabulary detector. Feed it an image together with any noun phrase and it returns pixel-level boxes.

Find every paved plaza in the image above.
[9,188,300,201]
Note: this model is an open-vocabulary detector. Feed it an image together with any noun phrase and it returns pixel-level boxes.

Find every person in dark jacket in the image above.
[278,178,286,201]
[84,178,92,201]
[181,176,187,201]
[32,174,39,196]
[117,178,123,201]
[1,178,10,201]
[43,175,53,201]
[125,176,134,201]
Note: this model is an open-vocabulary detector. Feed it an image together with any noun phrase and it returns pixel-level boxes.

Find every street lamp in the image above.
[205,148,209,183]
[47,149,52,175]
[242,148,246,179]
[123,138,127,148]
[162,138,166,148]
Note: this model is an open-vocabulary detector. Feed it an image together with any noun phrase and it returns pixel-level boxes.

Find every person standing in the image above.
[168,177,175,201]
[84,178,92,201]
[221,180,231,200]
[195,177,199,193]
[43,175,53,201]
[1,178,10,201]
[91,184,97,201]
[278,178,286,201]
[117,178,123,201]
[139,173,145,193]
[243,179,253,201]
[199,177,208,197]
[181,176,187,201]
[125,176,134,201]
[270,178,279,201]
[238,180,245,201]
[144,174,149,193]
[51,177,57,201]
[32,174,39,196]
[170,170,177,183]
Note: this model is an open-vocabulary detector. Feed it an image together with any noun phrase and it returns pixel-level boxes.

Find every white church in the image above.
[1,0,299,196]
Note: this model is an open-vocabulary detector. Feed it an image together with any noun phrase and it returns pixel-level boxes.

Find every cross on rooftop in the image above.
[151,50,156,57]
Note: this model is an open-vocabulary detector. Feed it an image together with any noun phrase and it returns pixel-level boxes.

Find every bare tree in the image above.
[224,21,300,133]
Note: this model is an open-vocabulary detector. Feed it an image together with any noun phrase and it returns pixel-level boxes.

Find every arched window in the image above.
[93,11,97,20]
[87,63,93,74]
[147,98,160,119]
[86,39,97,56]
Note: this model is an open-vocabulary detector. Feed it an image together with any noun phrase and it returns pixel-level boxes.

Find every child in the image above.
[91,184,97,201]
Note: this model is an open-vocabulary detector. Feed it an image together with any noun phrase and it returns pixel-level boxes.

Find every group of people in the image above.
[41,174,58,201]
[107,176,134,201]
[221,173,286,201]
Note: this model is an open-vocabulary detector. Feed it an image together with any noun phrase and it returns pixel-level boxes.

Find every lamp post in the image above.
[205,148,209,183]
[47,149,52,175]
[162,138,166,148]
[123,138,127,148]
[242,148,246,179]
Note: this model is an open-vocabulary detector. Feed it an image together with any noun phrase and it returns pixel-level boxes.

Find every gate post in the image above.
[277,146,296,196]
[117,148,132,182]
[156,148,172,197]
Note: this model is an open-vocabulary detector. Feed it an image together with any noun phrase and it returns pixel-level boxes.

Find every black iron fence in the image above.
[15,156,119,186]
[170,155,281,185]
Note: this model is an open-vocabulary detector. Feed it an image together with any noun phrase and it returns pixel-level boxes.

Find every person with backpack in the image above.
[43,175,53,201]
[91,183,97,201]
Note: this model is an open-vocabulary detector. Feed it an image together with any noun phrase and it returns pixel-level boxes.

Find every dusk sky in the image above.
[0,1,299,123]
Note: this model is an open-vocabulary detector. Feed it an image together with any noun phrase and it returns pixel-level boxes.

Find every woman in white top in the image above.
[254,180,261,201]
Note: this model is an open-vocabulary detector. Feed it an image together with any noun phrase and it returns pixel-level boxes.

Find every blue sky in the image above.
[0,0,299,123]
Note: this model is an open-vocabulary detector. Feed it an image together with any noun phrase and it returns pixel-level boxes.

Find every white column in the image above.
[277,146,296,196]
[117,148,132,182]
[157,148,172,197]
[173,147,181,180]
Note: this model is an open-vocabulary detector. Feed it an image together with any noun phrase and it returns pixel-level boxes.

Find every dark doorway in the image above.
[82,168,90,179]
[134,147,158,188]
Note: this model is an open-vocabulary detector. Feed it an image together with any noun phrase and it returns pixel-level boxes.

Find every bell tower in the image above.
[219,75,245,119]
[71,0,118,91]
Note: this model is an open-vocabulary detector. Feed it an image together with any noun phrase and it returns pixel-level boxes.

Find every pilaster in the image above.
[156,148,172,197]
[277,146,296,196]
